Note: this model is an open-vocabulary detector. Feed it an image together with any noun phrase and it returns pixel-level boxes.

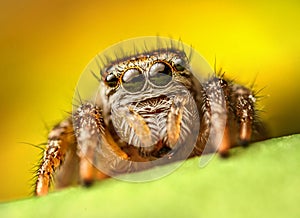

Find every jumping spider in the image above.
[35,37,265,196]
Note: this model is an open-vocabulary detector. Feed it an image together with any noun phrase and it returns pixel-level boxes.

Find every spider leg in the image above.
[195,77,261,157]
[193,76,231,157]
[73,102,128,185]
[54,137,79,190]
[230,84,257,146]
[35,118,76,196]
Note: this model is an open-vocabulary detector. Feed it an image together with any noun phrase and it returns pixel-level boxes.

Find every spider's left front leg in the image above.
[73,102,128,186]
[193,76,257,157]
[212,82,258,156]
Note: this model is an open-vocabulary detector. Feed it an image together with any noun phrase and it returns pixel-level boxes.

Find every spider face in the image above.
[100,50,200,159]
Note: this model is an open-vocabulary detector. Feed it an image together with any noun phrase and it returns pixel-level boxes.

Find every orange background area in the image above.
[0,0,299,201]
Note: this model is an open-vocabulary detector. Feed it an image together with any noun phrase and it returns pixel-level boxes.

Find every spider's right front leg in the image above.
[73,103,128,186]
[35,118,76,196]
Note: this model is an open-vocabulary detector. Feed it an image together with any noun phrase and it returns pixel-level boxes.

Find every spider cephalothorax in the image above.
[34,37,266,196]
[99,50,200,160]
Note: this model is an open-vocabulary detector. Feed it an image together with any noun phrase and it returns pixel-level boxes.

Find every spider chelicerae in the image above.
[35,37,266,196]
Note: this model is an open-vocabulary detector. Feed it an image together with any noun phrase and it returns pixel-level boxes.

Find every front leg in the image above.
[193,76,230,157]
[73,102,128,185]
[35,118,75,196]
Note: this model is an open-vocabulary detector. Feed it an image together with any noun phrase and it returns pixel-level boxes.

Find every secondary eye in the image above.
[105,73,119,88]
[173,58,186,71]
[149,62,172,86]
[122,68,145,93]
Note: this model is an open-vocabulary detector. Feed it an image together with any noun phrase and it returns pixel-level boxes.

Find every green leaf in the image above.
[1,134,299,218]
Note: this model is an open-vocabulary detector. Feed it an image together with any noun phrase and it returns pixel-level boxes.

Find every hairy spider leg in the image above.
[73,103,128,186]
[194,76,230,156]
[230,84,257,146]
[193,76,259,157]
[35,118,76,196]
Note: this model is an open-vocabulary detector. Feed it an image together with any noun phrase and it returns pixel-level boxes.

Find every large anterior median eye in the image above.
[149,62,172,86]
[122,68,145,93]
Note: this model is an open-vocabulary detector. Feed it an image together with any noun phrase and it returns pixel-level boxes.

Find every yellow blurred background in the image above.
[0,0,299,201]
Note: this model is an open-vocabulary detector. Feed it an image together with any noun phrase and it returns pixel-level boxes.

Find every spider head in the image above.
[102,50,199,158]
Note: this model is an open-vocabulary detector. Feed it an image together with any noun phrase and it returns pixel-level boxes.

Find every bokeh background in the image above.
[0,0,299,202]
